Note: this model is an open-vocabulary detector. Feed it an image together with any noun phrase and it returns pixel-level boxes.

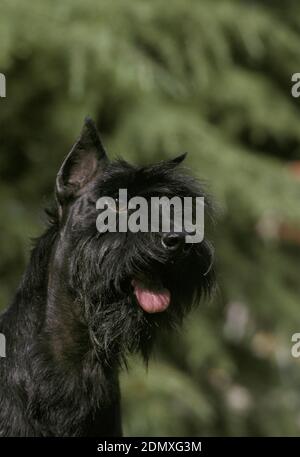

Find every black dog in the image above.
[0,118,215,436]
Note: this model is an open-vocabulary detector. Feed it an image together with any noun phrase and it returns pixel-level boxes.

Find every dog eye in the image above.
[118,202,128,213]
[112,196,127,213]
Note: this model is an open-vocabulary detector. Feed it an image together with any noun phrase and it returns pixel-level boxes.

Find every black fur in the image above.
[0,118,215,436]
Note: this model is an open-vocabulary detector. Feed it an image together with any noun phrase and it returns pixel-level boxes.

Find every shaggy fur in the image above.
[0,118,215,436]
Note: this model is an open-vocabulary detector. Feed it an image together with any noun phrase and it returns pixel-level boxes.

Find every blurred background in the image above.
[1,0,300,436]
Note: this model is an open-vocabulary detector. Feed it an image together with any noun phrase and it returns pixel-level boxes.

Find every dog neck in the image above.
[44,232,94,368]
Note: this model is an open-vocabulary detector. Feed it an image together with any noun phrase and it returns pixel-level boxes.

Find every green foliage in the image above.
[1,0,300,436]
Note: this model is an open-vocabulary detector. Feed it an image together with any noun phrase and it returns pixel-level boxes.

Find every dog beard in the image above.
[69,229,215,366]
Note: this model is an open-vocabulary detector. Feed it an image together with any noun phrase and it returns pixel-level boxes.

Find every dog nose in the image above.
[161,232,185,251]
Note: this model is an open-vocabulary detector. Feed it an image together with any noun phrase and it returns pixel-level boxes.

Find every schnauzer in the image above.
[0,118,215,436]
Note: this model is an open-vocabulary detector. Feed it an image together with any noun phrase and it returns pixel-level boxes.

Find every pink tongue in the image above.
[132,281,170,313]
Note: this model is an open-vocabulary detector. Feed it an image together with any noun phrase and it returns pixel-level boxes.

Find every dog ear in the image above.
[56,117,108,204]
[166,152,187,167]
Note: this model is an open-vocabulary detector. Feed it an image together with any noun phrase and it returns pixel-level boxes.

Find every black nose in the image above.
[161,232,185,251]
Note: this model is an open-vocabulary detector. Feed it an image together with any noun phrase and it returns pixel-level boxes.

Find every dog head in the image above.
[52,118,215,364]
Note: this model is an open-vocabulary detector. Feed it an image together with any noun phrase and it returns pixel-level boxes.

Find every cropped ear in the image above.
[165,152,187,167]
[56,117,109,204]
